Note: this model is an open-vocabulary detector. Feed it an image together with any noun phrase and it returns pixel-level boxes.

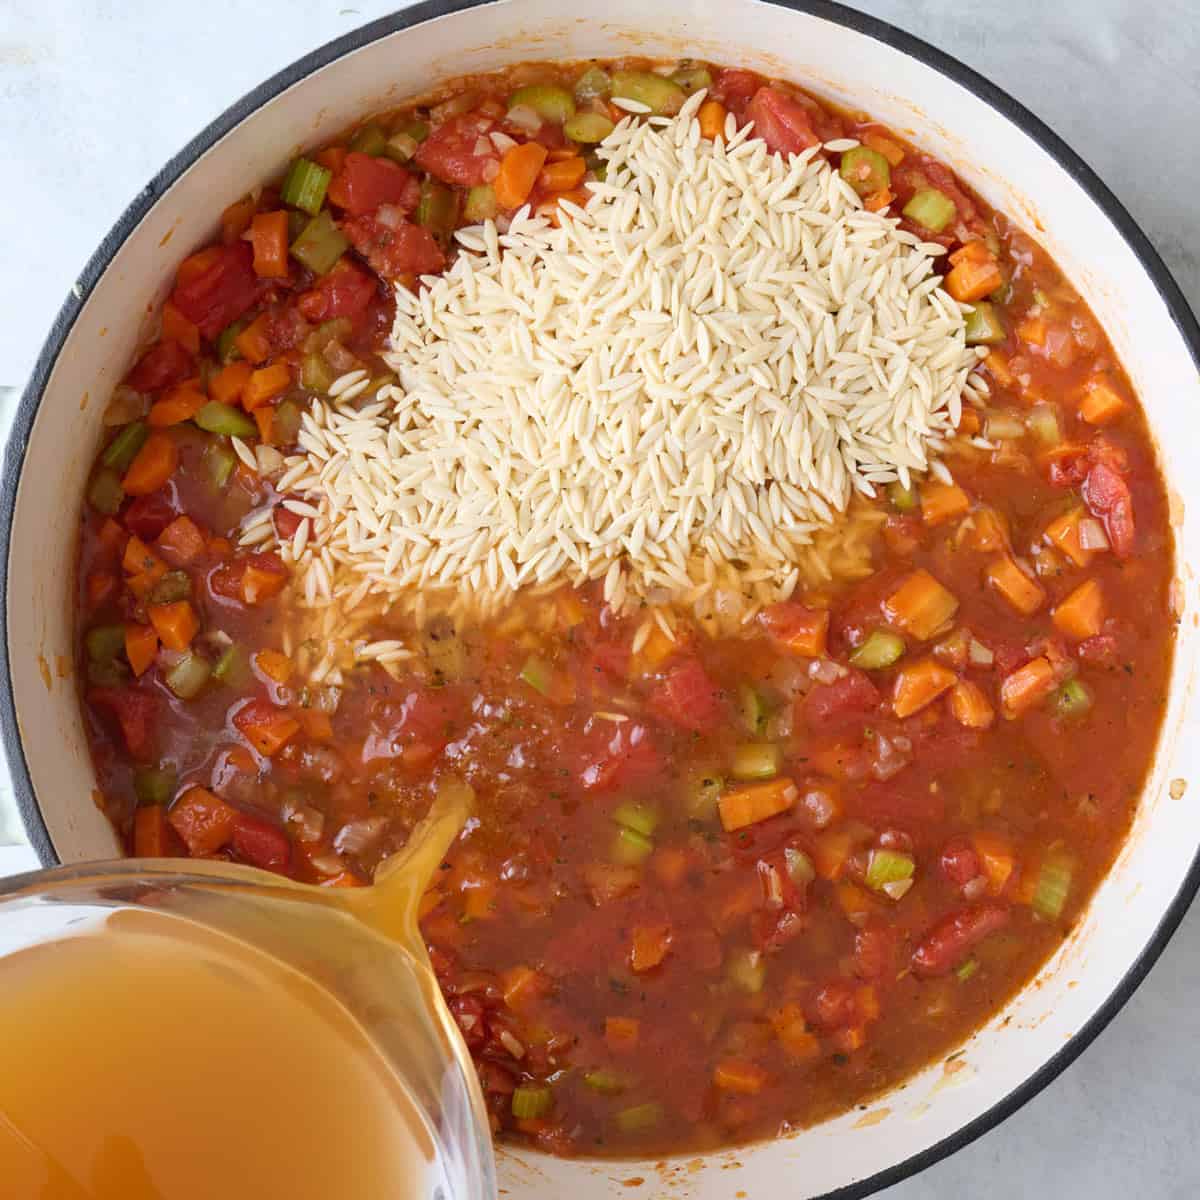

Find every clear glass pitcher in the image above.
[0,786,496,1200]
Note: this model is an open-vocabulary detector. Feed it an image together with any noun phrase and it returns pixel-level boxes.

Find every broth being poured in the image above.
[0,783,491,1200]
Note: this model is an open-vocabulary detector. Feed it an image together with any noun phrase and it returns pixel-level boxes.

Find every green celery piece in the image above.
[611,71,686,116]
[583,1070,626,1095]
[417,179,458,236]
[573,67,612,103]
[148,570,192,605]
[615,1102,662,1133]
[612,827,654,865]
[613,802,657,838]
[273,400,303,445]
[902,187,956,233]
[463,185,497,223]
[865,849,915,891]
[195,402,257,439]
[87,469,125,515]
[839,146,891,197]
[726,947,765,993]
[349,124,388,156]
[164,653,211,700]
[290,211,349,276]
[301,351,337,395]
[212,644,252,689]
[850,630,905,671]
[956,958,980,982]
[1054,679,1093,719]
[133,766,177,807]
[102,421,148,471]
[670,65,713,95]
[563,112,614,144]
[963,302,1006,345]
[203,443,236,489]
[85,625,126,664]
[216,320,246,364]
[280,157,332,216]
[730,742,782,781]
[685,771,723,821]
[519,655,554,695]
[509,85,576,124]
[1032,852,1074,921]
[511,1085,553,1119]
[738,683,770,736]
[887,480,918,511]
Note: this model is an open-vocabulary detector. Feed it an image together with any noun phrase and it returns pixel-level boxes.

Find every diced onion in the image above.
[881,878,914,901]
[498,1030,527,1059]
[483,158,500,183]
[757,860,785,910]
[375,203,405,230]
[489,131,518,155]
[968,638,994,666]
[985,410,1026,440]
[283,800,325,844]
[962,874,989,901]
[1078,517,1110,551]
[333,816,388,855]
[103,386,148,427]
[306,850,345,877]
[505,104,543,133]
[809,658,844,685]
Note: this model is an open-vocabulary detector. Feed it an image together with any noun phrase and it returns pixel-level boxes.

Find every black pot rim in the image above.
[3,2,1198,1195]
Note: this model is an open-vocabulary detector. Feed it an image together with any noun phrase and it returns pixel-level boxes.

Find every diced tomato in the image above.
[273,503,304,541]
[806,979,858,1031]
[233,699,301,758]
[579,722,661,792]
[122,489,179,541]
[87,687,157,760]
[327,152,421,216]
[1077,633,1119,666]
[414,112,499,186]
[297,259,379,323]
[343,215,446,281]
[852,922,897,980]
[170,242,259,339]
[125,339,194,393]
[209,558,247,603]
[231,811,292,873]
[743,87,820,156]
[240,552,289,605]
[939,836,981,886]
[712,68,764,114]
[1044,445,1091,488]
[1082,461,1135,557]
[802,670,881,734]
[648,658,723,733]
[911,903,1010,977]
[587,638,630,681]
[392,688,458,750]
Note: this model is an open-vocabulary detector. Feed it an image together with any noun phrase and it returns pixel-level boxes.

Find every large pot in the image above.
[4,1,1199,1196]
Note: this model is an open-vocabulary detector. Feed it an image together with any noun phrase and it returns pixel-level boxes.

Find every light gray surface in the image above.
[1,1,1198,1195]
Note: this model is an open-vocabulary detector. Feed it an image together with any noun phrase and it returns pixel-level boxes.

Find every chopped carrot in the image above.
[219,196,257,244]
[984,349,1014,386]
[133,806,179,857]
[155,515,206,566]
[124,624,159,677]
[1017,315,1047,346]
[122,431,178,496]
[545,146,580,163]
[147,383,205,427]
[210,361,253,407]
[86,570,116,608]
[537,186,591,227]
[494,141,548,209]
[892,657,957,718]
[126,571,165,601]
[1000,656,1057,718]
[296,709,334,741]
[698,99,727,140]
[1078,376,1126,425]
[605,1016,640,1053]
[864,187,893,212]
[718,778,797,833]
[985,554,1045,615]
[168,786,237,856]
[123,534,165,579]
[148,600,199,651]
[883,569,959,640]
[775,606,829,658]
[956,407,982,436]
[538,156,586,192]
[920,482,970,527]
[207,536,232,559]
[1052,579,1105,641]
[769,1004,820,1060]
[949,679,994,729]
[652,845,690,888]
[813,829,854,881]
[972,831,1016,894]
[862,130,905,166]
[713,1060,768,1094]
[960,505,1008,552]
[463,883,496,921]
[944,257,1003,303]
[315,146,347,176]
[248,210,290,278]
[856,984,881,1022]
[244,561,287,606]
[832,1026,866,1054]
[253,406,274,444]
[630,923,673,973]
[949,240,992,267]
[1043,507,1095,568]
[500,965,545,1012]
[837,881,876,924]
[234,313,273,366]
[161,300,200,355]
[242,363,291,410]
[233,700,300,757]
[99,517,127,556]
[255,649,293,684]
[629,621,678,676]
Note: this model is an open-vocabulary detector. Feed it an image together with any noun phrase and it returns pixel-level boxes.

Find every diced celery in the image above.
[280,157,332,216]
[203,443,236,489]
[583,1070,626,1095]
[1054,679,1093,719]
[850,630,905,671]
[301,350,337,395]
[865,849,915,891]
[730,742,782,781]
[303,317,354,354]
[614,802,657,839]
[611,70,686,116]
[148,570,192,605]
[738,683,770,736]
[417,179,458,236]
[785,846,816,885]
[685,770,723,821]
[670,65,713,95]
[985,410,1025,440]
[956,957,979,982]
[290,211,349,275]
[887,481,918,511]
[164,652,211,700]
[217,320,246,363]
[383,131,421,163]
[563,112,615,144]
[1027,403,1062,447]
[212,644,252,689]
[87,468,125,515]
[1032,852,1074,921]
[195,402,257,439]
[574,66,612,103]
[87,659,128,688]
[85,624,126,664]
[839,146,891,198]
[519,655,554,695]
[287,210,309,241]
[615,1102,662,1133]
[726,947,765,993]
[274,400,302,445]
[397,119,430,143]
[612,826,654,865]
[902,188,956,233]
[463,185,497,223]
[509,85,576,124]
[963,302,1006,345]
[102,421,148,471]
[133,766,177,807]
[511,1085,553,1119]
[349,124,388,156]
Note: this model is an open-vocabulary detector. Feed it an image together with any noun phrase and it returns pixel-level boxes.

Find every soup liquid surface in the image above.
[0,908,440,1200]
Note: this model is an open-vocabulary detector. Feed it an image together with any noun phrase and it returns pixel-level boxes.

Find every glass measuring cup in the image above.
[0,781,496,1200]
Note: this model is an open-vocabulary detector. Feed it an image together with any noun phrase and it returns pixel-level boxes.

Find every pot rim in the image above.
[3,2,1199,1195]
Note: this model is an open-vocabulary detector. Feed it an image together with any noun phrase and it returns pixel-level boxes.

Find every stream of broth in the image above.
[0,784,478,1200]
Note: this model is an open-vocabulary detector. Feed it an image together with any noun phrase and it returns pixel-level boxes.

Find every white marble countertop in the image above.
[2,1,1198,1195]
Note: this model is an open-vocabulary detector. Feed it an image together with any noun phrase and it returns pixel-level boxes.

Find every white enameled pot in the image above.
[4,2,1199,1196]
